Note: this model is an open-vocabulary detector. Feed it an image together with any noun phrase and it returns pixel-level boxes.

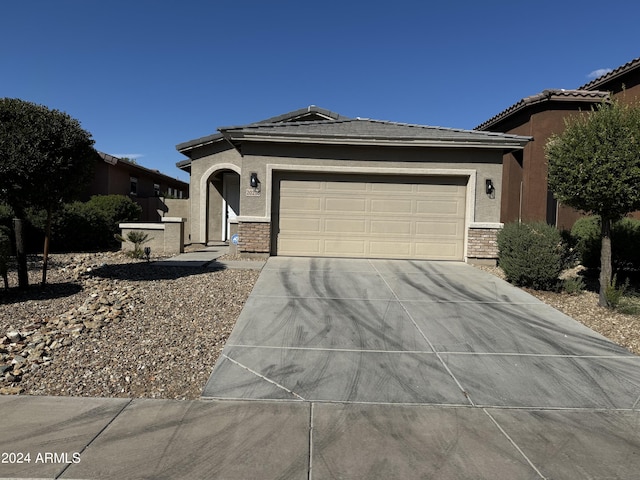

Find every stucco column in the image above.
[162,217,186,254]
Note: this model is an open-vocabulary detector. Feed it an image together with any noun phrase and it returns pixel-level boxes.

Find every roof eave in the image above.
[476,90,609,131]
[175,134,226,154]
[221,132,530,150]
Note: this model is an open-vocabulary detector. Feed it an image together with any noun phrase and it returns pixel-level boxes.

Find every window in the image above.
[154,183,160,196]
[130,176,138,195]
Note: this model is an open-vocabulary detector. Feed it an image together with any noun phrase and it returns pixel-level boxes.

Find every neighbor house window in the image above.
[130,176,138,195]
[154,183,160,196]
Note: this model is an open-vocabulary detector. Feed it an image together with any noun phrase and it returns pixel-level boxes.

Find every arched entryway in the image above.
[201,165,241,244]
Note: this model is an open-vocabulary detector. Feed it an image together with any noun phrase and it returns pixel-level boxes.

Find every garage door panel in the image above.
[325,218,367,234]
[324,239,367,255]
[286,180,323,190]
[371,183,414,193]
[370,241,411,256]
[326,182,367,192]
[416,183,466,194]
[415,242,461,258]
[415,220,464,237]
[370,220,412,235]
[416,199,464,215]
[325,197,367,213]
[280,217,322,233]
[277,176,466,260]
[279,237,322,255]
[370,199,413,214]
[280,196,322,212]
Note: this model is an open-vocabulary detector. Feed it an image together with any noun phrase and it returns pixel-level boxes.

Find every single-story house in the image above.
[475,56,640,230]
[176,106,529,263]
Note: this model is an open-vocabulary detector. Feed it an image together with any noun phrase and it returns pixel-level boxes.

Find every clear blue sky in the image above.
[2,0,639,182]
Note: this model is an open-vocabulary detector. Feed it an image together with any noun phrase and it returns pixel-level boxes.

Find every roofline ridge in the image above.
[475,89,610,131]
[578,57,640,90]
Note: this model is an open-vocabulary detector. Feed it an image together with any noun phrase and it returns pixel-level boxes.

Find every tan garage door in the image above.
[276,175,467,260]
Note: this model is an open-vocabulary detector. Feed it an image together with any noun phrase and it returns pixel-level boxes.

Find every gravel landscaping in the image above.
[1,254,638,399]
[0,252,259,399]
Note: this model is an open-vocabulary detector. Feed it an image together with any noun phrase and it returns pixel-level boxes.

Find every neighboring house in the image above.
[176,106,529,263]
[476,57,640,230]
[88,152,189,221]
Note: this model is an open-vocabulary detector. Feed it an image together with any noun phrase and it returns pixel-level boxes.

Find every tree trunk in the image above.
[42,207,52,286]
[13,217,29,289]
[599,217,613,307]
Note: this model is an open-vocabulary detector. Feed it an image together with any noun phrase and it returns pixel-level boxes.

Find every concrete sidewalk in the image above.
[2,395,640,479]
[155,245,266,270]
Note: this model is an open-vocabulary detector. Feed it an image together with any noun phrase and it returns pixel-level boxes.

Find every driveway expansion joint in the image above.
[54,398,133,480]
[221,354,306,400]
[482,408,548,479]
[367,259,476,407]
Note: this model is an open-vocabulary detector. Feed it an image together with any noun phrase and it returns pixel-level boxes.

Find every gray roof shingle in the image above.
[221,118,530,148]
[175,105,349,153]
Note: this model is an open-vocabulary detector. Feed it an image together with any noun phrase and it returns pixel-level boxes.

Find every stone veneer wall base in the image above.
[467,224,502,266]
[238,221,271,254]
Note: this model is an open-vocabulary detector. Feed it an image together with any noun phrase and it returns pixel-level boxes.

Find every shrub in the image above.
[86,195,142,233]
[497,222,567,290]
[570,216,601,269]
[571,216,640,271]
[27,195,142,252]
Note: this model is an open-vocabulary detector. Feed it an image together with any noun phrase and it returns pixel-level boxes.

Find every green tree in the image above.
[546,99,640,306]
[0,98,98,287]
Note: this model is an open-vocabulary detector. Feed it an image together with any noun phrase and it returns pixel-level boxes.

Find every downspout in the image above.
[519,181,523,223]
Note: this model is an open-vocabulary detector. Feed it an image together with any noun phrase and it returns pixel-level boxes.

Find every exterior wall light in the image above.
[485,179,495,197]
[250,172,259,189]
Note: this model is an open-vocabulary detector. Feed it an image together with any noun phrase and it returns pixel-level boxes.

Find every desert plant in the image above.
[562,276,585,295]
[605,275,629,309]
[115,231,150,258]
[497,222,567,290]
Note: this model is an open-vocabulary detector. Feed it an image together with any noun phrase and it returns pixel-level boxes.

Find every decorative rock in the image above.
[11,355,26,366]
[0,386,24,395]
[6,331,21,342]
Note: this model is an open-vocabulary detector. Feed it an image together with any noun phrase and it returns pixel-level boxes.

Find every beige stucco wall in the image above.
[163,198,190,244]
[186,141,506,246]
[238,143,503,224]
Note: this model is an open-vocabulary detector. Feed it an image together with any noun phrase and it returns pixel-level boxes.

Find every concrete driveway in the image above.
[201,257,640,479]
[204,257,639,408]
